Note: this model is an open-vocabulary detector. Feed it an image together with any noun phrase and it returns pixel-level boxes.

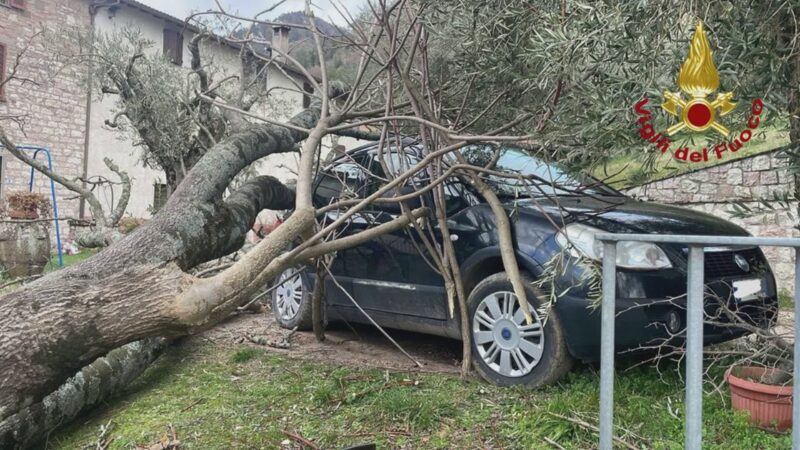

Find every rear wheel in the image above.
[271,267,313,330]
[469,272,573,387]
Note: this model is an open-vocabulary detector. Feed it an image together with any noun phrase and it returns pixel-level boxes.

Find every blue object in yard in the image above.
[1,145,64,267]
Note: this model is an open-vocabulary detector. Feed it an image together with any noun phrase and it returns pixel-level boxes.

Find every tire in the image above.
[271,267,313,330]
[468,272,573,387]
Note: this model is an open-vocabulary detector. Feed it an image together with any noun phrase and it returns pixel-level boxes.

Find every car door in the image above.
[311,154,374,307]
[344,148,471,320]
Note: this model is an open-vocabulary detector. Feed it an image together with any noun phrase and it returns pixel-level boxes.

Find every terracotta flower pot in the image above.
[726,366,793,431]
[8,209,37,220]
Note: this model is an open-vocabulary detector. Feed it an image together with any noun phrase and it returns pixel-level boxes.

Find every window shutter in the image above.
[0,44,6,99]
[9,0,26,10]
[175,33,184,66]
[162,29,183,66]
[163,29,175,62]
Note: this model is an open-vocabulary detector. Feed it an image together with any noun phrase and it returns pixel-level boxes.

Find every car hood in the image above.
[514,195,749,236]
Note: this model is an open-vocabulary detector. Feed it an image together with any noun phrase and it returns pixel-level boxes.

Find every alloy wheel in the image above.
[472,290,545,378]
[274,268,303,321]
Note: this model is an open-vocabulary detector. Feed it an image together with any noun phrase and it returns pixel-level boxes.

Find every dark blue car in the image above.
[272,141,777,386]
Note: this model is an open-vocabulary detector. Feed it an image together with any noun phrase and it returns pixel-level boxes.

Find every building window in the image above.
[153,183,168,212]
[163,29,183,66]
[0,43,6,100]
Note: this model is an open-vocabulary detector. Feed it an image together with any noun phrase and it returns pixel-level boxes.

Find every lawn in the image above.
[44,248,99,273]
[595,124,789,188]
[46,339,791,449]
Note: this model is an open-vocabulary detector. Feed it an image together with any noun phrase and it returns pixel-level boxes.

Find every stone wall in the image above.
[0,0,90,246]
[624,149,797,294]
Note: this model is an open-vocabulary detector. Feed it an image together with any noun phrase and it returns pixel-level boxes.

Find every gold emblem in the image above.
[662,21,735,136]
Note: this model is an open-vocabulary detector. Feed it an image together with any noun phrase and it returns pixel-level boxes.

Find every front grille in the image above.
[704,248,762,279]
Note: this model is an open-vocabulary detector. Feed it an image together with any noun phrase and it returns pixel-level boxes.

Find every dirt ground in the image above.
[192,305,796,378]
[196,307,464,375]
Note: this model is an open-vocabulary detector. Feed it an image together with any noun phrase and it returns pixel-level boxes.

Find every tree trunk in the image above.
[0,339,166,448]
[0,99,324,447]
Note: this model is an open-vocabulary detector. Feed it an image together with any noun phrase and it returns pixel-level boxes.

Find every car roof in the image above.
[343,136,421,157]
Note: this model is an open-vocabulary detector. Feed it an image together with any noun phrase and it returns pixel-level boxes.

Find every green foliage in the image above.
[90,28,197,175]
[422,0,799,181]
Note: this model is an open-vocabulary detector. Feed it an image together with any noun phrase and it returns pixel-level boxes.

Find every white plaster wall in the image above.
[85,4,367,219]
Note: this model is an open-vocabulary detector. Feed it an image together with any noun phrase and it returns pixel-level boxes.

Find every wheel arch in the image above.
[460,247,545,297]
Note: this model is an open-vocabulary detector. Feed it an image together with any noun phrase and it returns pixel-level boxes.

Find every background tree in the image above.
[89,27,276,195]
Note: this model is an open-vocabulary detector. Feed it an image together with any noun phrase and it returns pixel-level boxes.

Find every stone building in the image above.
[86,0,329,217]
[0,0,90,223]
[624,149,798,294]
[0,0,353,237]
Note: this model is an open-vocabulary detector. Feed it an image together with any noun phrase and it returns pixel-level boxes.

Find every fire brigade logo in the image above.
[662,21,735,136]
[634,20,764,163]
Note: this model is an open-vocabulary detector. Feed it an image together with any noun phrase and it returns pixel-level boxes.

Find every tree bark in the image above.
[0,339,166,448]
[0,96,323,442]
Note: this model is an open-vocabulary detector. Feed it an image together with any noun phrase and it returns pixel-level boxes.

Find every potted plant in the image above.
[6,192,50,220]
[0,192,51,277]
[726,365,793,431]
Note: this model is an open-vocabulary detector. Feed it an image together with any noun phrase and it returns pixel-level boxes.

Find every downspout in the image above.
[81,0,119,219]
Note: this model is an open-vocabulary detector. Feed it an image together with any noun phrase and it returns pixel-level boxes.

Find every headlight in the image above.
[555,223,672,270]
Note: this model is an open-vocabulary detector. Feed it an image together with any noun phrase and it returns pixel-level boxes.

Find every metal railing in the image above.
[595,233,800,450]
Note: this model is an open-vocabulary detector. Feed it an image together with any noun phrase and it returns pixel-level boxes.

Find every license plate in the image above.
[732,279,762,302]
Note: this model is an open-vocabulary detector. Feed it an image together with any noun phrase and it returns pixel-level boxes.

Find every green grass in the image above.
[0,247,98,292]
[47,342,791,450]
[44,248,99,272]
[596,124,789,188]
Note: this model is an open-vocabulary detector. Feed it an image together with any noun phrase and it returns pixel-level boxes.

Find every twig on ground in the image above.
[282,429,320,449]
[546,412,639,450]
[245,326,298,349]
[544,437,566,450]
[84,420,114,450]
[180,398,205,412]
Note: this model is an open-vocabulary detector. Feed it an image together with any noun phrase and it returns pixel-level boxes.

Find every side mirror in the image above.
[376,185,423,213]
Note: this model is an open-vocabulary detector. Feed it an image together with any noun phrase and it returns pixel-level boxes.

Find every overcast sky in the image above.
[137,0,367,27]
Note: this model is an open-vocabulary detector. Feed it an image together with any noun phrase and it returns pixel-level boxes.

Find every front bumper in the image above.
[556,273,778,362]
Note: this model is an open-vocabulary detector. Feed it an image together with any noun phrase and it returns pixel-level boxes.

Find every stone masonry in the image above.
[624,149,797,294]
[0,0,90,243]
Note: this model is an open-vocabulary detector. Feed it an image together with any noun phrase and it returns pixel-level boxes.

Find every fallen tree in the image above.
[0,2,563,447]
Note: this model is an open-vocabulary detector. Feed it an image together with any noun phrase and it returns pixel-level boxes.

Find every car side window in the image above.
[441,177,477,215]
[313,160,370,207]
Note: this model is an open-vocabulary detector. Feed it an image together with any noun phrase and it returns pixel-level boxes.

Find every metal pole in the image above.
[793,248,800,450]
[685,245,704,450]
[599,240,617,450]
[23,146,64,266]
[43,150,64,267]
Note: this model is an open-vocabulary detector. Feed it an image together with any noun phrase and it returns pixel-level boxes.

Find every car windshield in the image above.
[460,145,619,197]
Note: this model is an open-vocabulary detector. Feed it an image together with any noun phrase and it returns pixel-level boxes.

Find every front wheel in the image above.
[271,267,313,330]
[469,272,573,387]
